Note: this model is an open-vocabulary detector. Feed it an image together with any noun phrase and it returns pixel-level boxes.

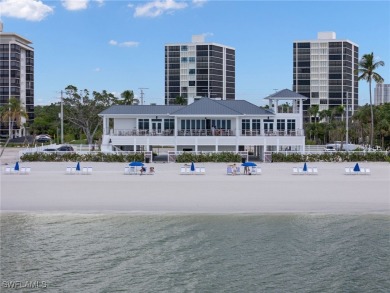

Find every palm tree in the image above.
[307,105,319,124]
[0,97,28,157]
[174,96,187,105]
[119,90,139,105]
[357,52,385,148]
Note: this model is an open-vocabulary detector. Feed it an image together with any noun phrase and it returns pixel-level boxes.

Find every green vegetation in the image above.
[20,152,144,162]
[271,152,389,163]
[176,152,242,163]
[305,103,390,149]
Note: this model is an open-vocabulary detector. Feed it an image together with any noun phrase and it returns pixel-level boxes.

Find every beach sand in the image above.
[1,161,389,214]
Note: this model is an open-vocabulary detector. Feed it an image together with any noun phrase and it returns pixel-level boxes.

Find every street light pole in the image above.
[60,90,64,144]
[346,92,349,147]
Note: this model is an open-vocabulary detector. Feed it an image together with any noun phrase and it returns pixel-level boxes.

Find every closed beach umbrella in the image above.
[129,161,144,167]
[191,162,195,172]
[76,162,80,171]
[14,161,19,171]
[303,162,307,172]
[353,163,360,172]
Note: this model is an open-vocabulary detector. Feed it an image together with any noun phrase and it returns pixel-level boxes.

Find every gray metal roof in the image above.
[99,98,275,116]
[171,98,273,115]
[99,105,184,115]
[265,89,308,100]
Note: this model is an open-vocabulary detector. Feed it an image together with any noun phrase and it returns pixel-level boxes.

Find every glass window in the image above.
[181,120,185,129]
[189,69,195,75]
[189,57,195,62]
[277,119,285,130]
[138,119,149,130]
[181,45,188,51]
[181,57,188,63]
[189,81,195,86]
[287,119,296,130]
[164,119,174,130]
[252,119,261,130]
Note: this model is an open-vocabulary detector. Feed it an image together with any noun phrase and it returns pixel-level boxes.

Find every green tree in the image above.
[118,90,138,105]
[357,52,385,147]
[0,97,28,156]
[307,105,319,124]
[174,96,187,105]
[64,85,117,144]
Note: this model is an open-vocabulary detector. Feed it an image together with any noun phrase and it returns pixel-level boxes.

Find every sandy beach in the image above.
[1,160,389,214]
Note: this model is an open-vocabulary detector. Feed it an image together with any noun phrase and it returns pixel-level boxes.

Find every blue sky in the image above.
[1,0,389,106]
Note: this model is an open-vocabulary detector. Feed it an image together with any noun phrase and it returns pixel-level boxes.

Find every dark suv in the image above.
[57,146,74,152]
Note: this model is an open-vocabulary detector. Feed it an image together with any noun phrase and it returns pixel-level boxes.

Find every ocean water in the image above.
[1,214,389,292]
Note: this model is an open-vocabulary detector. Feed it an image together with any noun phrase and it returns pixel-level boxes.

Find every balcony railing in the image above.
[111,129,305,137]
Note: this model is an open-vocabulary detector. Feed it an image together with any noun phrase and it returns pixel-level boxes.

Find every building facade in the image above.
[99,89,307,162]
[293,32,358,121]
[165,35,235,105]
[374,83,390,105]
[0,22,34,138]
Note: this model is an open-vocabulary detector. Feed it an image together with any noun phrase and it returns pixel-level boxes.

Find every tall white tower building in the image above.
[165,35,235,105]
[374,83,390,105]
[293,32,359,121]
[0,22,34,138]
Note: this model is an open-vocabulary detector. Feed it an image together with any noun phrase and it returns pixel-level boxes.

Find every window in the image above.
[138,119,149,130]
[189,69,195,75]
[277,119,285,130]
[181,45,188,51]
[252,119,261,130]
[189,81,195,86]
[189,57,195,62]
[164,119,174,130]
[181,57,188,63]
[242,119,250,134]
[287,119,296,131]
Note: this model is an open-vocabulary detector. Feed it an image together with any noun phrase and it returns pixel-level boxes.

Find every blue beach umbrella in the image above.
[241,162,257,167]
[353,163,360,172]
[303,162,307,172]
[191,162,195,172]
[129,161,144,167]
[76,162,80,171]
[14,161,19,171]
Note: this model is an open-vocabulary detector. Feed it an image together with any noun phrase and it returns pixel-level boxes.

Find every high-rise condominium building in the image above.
[0,22,34,138]
[374,83,390,105]
[165,35,235,105]
[293,32,358,120]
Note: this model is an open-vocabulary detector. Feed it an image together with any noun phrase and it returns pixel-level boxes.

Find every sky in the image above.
[0,0,389,106]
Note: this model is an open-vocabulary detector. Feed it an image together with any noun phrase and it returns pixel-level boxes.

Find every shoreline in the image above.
[1,162,389,214]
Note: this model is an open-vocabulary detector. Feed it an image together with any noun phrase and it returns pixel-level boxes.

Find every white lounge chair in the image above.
[227,166,233,175]
[20,167,26,175]
[180,166,186,174]
[345,167,351,175]
[25,167,31,174]
[307,167,313,174]
[4,166,11,174]
[195,167,201,174]
[200,167,206,174]
[312,167,318,174]
[87,167,92,174]
[292,167,298,174]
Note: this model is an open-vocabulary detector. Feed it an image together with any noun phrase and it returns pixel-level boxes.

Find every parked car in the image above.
[56,145,74,152]
[36,134,51,143]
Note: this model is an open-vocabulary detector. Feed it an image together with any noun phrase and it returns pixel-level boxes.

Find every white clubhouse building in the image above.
[99,89,307,161]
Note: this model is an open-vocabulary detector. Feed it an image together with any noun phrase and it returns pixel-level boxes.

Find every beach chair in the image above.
[71,167,78,174]
[25,167,31,175]
[235,167,241,175]
[4,166,11,174]
[66,167,72,174]
[344,167,351,175]
[365,168,371,175]
[124,167,130,174]
[312,167,318,174]
[298,167,304,174]
[307,167,313,174]
[292,167,298,174]
[20,167,26,175]
[11,167,18,175]
[87,167,93,174]
[195,167,201,175]
[360,168,365,174]
[227,166,233,175]
[180,166,186,174]
[82,167,88,175]
[200,167,206,175]
[257,167,262,174]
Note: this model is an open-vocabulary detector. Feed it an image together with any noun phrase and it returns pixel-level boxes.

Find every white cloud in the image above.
[0,0,54,21]
[134,0,188,18]
[62,0,88,11]
[94,67,101,72]
[192,0,207,7]
[94,0,104,7]
[109,40,139,48]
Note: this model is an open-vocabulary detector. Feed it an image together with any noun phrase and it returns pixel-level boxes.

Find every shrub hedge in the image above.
[20,152,144,163]
[271,152,390,163]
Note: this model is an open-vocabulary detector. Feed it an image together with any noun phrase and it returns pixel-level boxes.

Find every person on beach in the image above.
[149,167,155,174]
[140,166,146,175]
[232,164,237,175]
[244,166,249,175]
